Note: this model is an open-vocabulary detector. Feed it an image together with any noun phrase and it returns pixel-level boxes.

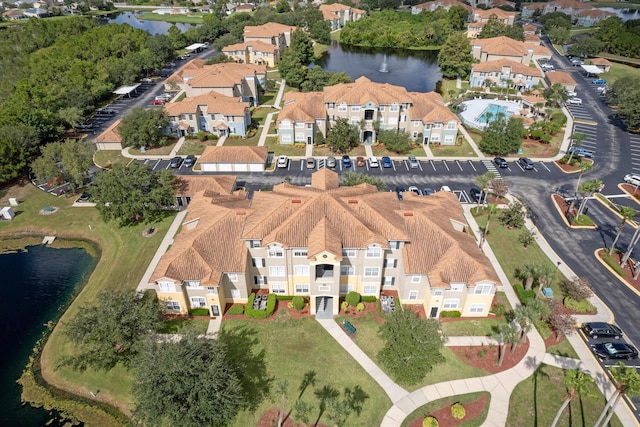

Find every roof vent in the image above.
[403,211,414,217]
[236,209,246,216]
[348,199,358,204]
[291,199,302,204]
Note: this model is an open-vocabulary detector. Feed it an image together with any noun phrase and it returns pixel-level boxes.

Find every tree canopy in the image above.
[0,124,39,183]
[325,118,360,153]
[62,289,164,371]
[378,129,412,154]
[341,171,386,191]
[378,310,446,385]
[119,107,170,149]
[478,114,526,155]
[478,16,524,41]
[30,138,93,189]
[437,32,474,79]
[607,76,640,132]
[90,162,176,225]
[591,17,640,58]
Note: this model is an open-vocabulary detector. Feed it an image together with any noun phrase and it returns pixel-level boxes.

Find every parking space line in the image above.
[392,162,397,171]
[429,160,436,171]
[514,161,524,171]
[455,160,463,171]
[539,162,551,172]
[468,161,477,172]
[418,162,423,171]
[443,161,450,172]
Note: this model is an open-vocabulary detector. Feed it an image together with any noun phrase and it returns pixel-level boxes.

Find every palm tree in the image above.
[475,171,496,212]
[575,179,602,219]
[610,206,637,255]
[566,131,588,164]
[594,362,640,427]
[479,203,499,248]
[277,379,289,427]
[567,162,594,216]
[550,369,595,427]
[518,263,540,291]
[492,322,519,365]
[484,78,492,91]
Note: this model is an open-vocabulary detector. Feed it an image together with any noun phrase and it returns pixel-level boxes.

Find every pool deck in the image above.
[459,99,524,131]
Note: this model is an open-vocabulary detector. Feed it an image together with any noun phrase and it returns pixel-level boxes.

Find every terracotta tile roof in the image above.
[474,7,515,20]
[525,34,541,44]
[545,70,576,85]
[522,3,545,10]
[521,93,546,105]
[186,63,266,89]
[173,175,237,196]
[311,167,340,191]
[277,91,326,123]
[491,0,516,7]
[578,9,615,17]
[473,36,529,57]
[468,21,487,29]
[94,119,122,143]
[164,91,249,117]
[243,22,297,38]
[472,59,542,77]
[532,44,552,56]
[591,57,612,66]
[307,217,343,260]
[414,0,471,12]
[222,40,278,53]
[523,23,537,32]
[166,58,207,84]
[320,3,351,12]
[409,91,460,123]
[547,0,590,9]
[323,76,412,105]
[322,10,339,20]
[199,146,268,163]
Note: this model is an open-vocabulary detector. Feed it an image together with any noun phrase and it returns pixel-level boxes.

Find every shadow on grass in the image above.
[218,325,273,409]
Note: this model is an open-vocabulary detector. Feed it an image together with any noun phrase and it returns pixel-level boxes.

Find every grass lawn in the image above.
[601,62,640,86]
[93,150,128,169]
[440,318,503,337]
[331,30,341,41]
[0,182,176,421]
[157,318,209,334]
[334,313,489,391]
[430,138,477,157]
[129,142,176,156]
[441,79,470,103]
[176,139,217,155]
[507,364,622,426]
[223,314,391,426]
[266,143,307,157]
[253,107,277,121]
[222,137,259,146]
[137,12,204,23]
[546,338,579,359]
[400,392,491,427]
[520,133,563,158]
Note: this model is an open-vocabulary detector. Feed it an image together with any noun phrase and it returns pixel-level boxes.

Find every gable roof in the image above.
[473,36,529,57]
[277,91,326,123]
[590,57,612,66]
[222,40,279,53]
[545,70,576,85]
[243,22,297,38]
[323,76,412,105]
[94,119,122,143]
[409,91,460,123]
[472,58,543,77]
[186,62,266,89]
[173,175,237,197]
[199,146,268,164]
[164,91,249,116]
[414,0,472,12]
[473,7,515,20]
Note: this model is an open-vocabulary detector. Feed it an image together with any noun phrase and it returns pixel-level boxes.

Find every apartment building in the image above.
[319,3,365,30]
[150,169,498,318]
[221,40,280,67]
[472,36,551,64]
[470,59,544,90]
[411,0,472,14]
[276,77,460,146]
[243,22,297,49]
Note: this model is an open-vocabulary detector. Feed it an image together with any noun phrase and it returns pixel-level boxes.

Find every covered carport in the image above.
[579,64,603,78]
[198,146,268,172]
[113,83,141,98]
[185,43,207,53]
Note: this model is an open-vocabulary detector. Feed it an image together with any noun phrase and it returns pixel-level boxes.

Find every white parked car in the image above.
[624,174,640,187]
[566,91,577,97]
[276,155,289,168]
[369,157,379,168]
[566,98,582,105]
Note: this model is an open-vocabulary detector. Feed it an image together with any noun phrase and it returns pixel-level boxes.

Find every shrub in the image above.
[518,229,535,247]
[514,284,535,305]
[451,403,466,420]
[196,130,207,141]
[564,297,596,313]
[276,295,294,301]
[491,302,507,317]
[346,291,361,307]
[559,277,593,301]
[356,302,365,312]
[341,301,349,312]
[246,293,277,319]
[441,310,461,318]
[189,308,209,317]
[227,305,244,315]
[291,296,305,311]
[207,134,219,140]
[423,416,439,427]
[535,319,553,339]
[601,252,626,276]
[498,201,525,229]
[361,295,377,303]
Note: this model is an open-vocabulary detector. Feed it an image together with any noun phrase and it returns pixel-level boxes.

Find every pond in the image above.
[313,41,442,93]
[103,11,199,35]
[0,243,97,426]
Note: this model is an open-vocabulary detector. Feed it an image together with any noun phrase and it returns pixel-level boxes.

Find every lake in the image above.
[0,244,97,426]
[314,41,442,93]
[104,11,198,35]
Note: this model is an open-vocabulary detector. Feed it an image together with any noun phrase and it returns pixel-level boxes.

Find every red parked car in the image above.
[151,99,165,105]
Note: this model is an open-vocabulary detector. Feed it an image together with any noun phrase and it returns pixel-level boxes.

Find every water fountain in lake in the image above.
[379,54,389,73]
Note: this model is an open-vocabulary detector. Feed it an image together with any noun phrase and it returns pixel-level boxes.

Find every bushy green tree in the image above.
[63,290,164,371]
[567,38,604,58]
[0,124,39,183]
[341,172,385,191]
[90,162,176,225]
[378,310,446,385]
[478,16,524,41]
[478,114,524,155]
[378,129,412,154]
[608,76,640,132]
[31,139,93,189]
[437,32,474,79]
[547,27,570,45]
[119,107,170,149]
[325,118,359,153]
[539,12,572,34]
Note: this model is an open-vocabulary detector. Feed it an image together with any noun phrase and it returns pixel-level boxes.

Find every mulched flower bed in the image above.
[522,138,555,157]
[408,394,489,427]
[620,183,640,201]
[596,248,640,293]
[449,339,530,374]
[554,159,593,173]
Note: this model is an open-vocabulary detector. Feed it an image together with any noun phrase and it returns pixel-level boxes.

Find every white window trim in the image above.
[385,258,397,268]
[365,247,382,258]
[363,285,377,295]
[293,248,308,257]
[295,284,309,294]
[433,288,444,296]
[294,265,309,276]
[190,297,206,307]
[165,300,181,310]
[340,265,355,276]
[269,266,285,277]
[409,290,418,300]
[411,275,421,283]
[268,246,284,258]
[364,267,380,277]
[443,298,460,309]
[474,284,492,295]
[340,284,355,293]
[253,257,265,267]
[450,282,465,292]
[271,284,286,294]
[227,273,238,282]
[342,248,357,257]
[470,303,486,313]
[158,282,177,292]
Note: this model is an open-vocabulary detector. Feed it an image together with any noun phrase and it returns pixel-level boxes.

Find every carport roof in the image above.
[185,43,206,51]
[113,84,141,95]
[580,64,603,74]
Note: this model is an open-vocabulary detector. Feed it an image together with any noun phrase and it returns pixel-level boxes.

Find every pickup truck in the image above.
[568,147,594,158]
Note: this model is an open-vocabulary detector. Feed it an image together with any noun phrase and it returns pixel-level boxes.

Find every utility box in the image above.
[0,206,15,220]
[8,198,18,206]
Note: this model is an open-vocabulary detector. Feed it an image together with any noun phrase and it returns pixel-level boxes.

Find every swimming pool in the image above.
[477,104,512,124]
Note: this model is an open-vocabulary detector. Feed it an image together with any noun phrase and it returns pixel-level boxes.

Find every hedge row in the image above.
[513,284,535,305]
[440,310,461,318]
[189,308,209,317]
[226,305,244,315]
[246,293,277,319]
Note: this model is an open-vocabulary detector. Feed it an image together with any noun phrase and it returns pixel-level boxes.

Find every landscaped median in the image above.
[550,193,597,229]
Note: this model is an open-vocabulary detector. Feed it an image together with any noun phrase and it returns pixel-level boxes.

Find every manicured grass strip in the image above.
[137,12,204,23]
[507,364,622,427]
[93,150,128,169]
[222,314,390,427]
[400,392,490,427]
[440,318,503,337]
[546,338,579,359]
[430,137,477,157]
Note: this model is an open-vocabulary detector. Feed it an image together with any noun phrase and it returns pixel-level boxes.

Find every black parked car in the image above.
[591,342,638,360]
[582,322,623,339]
[494,157,508,168]
[469,187,484,203]
[518,157,534,170]
[183,155,195,168]
[170,156,183,168]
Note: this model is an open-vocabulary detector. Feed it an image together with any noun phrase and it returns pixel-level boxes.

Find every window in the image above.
[379,106,385,112]
[269,266,285,277]
[474,284,493,295]
[388,117,398,125]
[409,290,418,300]
[444,135,455,144]
[340,265,355,276]
[307,123,312,129]
[450,282,464,292]
[338,103,347,112]
[190,297,206,308]
[295,284,309,294]
[281,135,291,143]
[294,265,309,276]
[158,282,176,292]
[295,121,304,128]
[425,124,431,130]
[271,284,286,294]
[443,299,460,309]
[268,247,284,257]
[188,114,193,120]
[230,289,240,298]
[206,287,218,294]
[227,273,238,282]
[280,121,291,129]
[364,267,380,277]
[351,105,361,112]
[252,258,265,267]
[390,104,399,112]
[447,122,457,130]
[433,288,444,296]
[434,122,442,129]
[328,115,334,121]
[363,285,377,295]
[365,247,382,258]
[470,303,486,313]
[388,241,400,249]
[411,275,421,283]
[413,120,421,126]
[431,134,440,142]
[250,240,261,248]
[340,284,354,293]
[185,280,200,288]
[328,103,335,109]
[165,301,181,311]
[350,117,359,125]
[383,276,395,286]
[254,276,268,285]
[293,248,308,257]
[413,131,418,138]
[295,133,305,142]
[342,248,357,257]
[385,259,397,268]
